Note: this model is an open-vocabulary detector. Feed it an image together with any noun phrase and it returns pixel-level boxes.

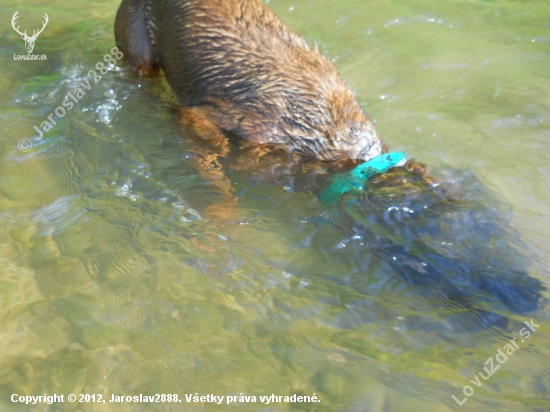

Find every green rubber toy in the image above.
[320,152,407,204]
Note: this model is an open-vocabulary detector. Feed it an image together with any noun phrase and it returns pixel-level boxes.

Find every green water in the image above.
[1,0,549,411]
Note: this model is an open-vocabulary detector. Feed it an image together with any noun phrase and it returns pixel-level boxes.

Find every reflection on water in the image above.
[333,167,544,328]
[0,0,549,411]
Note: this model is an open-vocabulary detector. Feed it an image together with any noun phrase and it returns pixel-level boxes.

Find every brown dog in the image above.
[114,0,384,165]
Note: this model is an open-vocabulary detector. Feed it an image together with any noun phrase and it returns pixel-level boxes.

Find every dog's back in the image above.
[115,0,383,162]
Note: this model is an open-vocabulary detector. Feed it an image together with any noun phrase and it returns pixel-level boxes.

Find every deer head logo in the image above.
[12,11,49,54]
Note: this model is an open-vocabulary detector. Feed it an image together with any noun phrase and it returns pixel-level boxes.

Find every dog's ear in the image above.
[114,0,160,76]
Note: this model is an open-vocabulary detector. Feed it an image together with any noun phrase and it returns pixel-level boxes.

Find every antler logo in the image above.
[12,11,49,54]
